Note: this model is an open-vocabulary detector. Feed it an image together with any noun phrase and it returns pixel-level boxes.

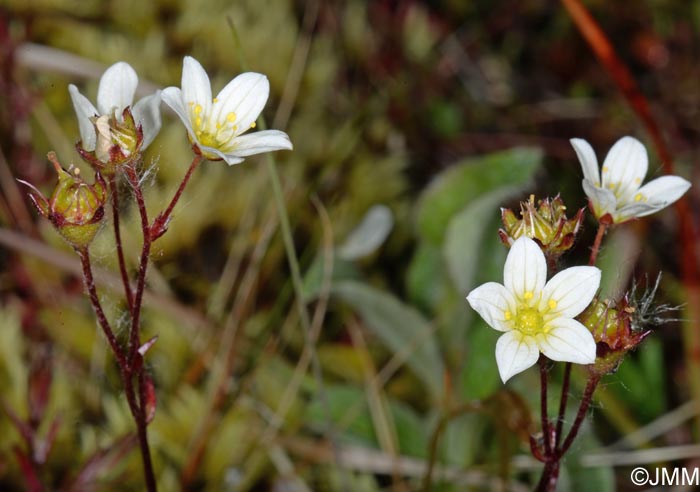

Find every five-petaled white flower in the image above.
[68,62,162,160]
[466,237,600,383]
[161,56,293,165]
[571,136,691,224]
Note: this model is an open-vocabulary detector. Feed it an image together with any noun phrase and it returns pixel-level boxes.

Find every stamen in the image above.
[250,122,256,128]
[523,291,534,300]
[548,299,557,310]
[194,104,203,115]
[226,112,237,122]
[504,311,512,320]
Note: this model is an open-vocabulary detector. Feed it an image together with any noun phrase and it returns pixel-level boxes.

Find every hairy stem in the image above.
[150,155,202,241]
[539,358,552,457]
[79,246,156,491]
[109,176,134,312]
[588,222,608,266]
[124,165,150,364]
[559,375,601,456]
[554,362,572,448]
[78,248,125,368]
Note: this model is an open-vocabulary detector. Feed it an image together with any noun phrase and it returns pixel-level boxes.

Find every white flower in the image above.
[161,56,293,165]
[68,62,162,158]
[571,136,691,224]
[466,237,600,383]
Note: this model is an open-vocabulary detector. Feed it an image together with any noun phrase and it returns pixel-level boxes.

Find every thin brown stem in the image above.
[78,248,126,368]
[109,176,134,313]
[124,165,150,364]
[554,362,572,448]
[150,155,202,241]
[121,165,158,492]
[539,358,552,457]
[559,375,601,456]
[588,222,608,266]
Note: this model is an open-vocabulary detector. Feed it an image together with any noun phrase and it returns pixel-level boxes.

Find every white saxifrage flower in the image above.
[466,237,600,383]
[571,136,691,224]
[161,56,293,165]
[68,62,162,162]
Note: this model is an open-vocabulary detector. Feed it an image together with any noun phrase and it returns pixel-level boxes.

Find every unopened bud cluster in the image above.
[499,195,584,260]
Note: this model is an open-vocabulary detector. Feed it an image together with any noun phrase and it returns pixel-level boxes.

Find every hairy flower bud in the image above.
[20,152,107,248]
[499,195,584,260]
[76,107,143,174]
[579,286,662,376]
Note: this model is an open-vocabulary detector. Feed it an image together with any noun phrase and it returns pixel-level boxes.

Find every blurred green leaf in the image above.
[416,147,542,244]
[459,320,502,400]
[443,185,521,293]
[332,281,444,400]
[302,257,361,302]
[306,384,427,457]
[612,338,666,420]
[406,243,450,313]
[338,204,394,260]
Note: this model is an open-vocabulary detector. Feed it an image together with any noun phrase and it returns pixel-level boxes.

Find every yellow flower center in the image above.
[188,102,241,155]
[503,294,559,337]
[513,307,544,337]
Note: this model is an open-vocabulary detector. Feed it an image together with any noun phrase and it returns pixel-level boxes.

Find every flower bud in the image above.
[21,152,107,248]
[579,295,652,376]
[498,195,584,260]
[76,107,143,175]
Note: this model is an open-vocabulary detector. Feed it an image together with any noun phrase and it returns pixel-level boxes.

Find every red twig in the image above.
[108,176,134,312]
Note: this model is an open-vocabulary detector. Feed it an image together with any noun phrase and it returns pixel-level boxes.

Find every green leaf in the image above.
[331,281,444,400]
[406,243,450,313]
[459,320,502,400]
[416,147,542,244]
[443,185,521,294]
[305,384,428,457]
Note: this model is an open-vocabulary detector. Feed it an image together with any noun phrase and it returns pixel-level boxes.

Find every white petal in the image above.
[466,282,516,332]
[538,318,596,364]
[633,175,691,216]
[613,202,658,223]
[495,331,540,383]
[541,266,600,318]
[570,138,600,186]
[132,91,162,149]
[225,130,293,158]
[601,136,648,203]
[582,179,617,219]
[197,143,245,165]
[212,72,269,135]
[96,62,138,116]
[68,84,99,151]
[181,56,212,115]
[162,87,195,137]
[503,237,547,301]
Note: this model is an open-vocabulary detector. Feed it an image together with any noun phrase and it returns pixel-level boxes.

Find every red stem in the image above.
[79,246,156,491]
[150,155,202,241]
[554,362,572,448]
[559,375,601,456]
[539,358,552,458]
[588,222,608,266]
[109,176,134,313]
[124,165,150,364]
[78,248,126,368]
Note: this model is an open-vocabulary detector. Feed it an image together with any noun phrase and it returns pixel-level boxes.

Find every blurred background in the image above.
[0,0,699,491]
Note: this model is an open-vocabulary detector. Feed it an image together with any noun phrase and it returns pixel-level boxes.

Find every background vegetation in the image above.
[0,0,698,491]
